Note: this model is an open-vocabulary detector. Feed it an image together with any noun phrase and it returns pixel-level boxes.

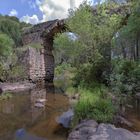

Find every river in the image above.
[0,80,140,140]
[118,96,140,132]
[0,83,70,140]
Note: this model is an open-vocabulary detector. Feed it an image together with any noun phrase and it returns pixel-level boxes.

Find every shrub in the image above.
[55,63,72,76]
[110,59,140,94]
[72,58,109,88]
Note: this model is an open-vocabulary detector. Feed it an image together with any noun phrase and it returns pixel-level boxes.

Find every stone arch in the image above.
[22,19,67,83]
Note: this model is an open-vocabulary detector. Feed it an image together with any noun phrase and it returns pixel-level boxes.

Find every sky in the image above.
[0,0,102,24]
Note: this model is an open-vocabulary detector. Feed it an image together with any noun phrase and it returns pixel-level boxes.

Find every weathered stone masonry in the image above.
[22,19,66,82]
[28,47,46,81]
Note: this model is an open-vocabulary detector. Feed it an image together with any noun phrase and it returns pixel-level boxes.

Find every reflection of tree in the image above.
[45,83,56,101]
[135,99,140,116]
[1,101,14,114]
[0,93,31,138]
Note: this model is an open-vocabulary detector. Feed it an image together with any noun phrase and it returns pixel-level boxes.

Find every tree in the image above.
[0,33,14,57]
[54,1,131,85]
[113,0,140,60]
[0,18,22,46]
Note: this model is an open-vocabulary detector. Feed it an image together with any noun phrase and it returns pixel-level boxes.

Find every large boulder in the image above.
[68,120,140,140]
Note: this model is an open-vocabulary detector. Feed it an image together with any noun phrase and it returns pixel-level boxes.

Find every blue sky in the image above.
[0,0,43,23]
[0,0,101,24]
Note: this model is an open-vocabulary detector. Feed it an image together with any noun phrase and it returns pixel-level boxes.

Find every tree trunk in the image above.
[135,33,139,60]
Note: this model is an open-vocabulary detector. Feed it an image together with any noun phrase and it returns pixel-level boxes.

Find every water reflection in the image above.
[119,96,140,132]
[0,84,69,140]
[15,128,47,140]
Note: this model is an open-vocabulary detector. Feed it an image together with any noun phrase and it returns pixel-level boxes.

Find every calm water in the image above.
[1,81,140,140]
[0,84,70,140]
[119,96,140,132]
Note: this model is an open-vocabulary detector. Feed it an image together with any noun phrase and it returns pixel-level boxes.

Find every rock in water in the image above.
[57,109,74,128]
[36,98,47,105]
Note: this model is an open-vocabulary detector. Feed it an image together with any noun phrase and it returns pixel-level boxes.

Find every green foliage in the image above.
[110,59,140,94]
[54,1,125,87]
[0,33,14,57]
[0,18,21,46]
[66,86,77,96]
[67,1,122,57]
[54,63,76,92]
[112,0,140,60]
[0,15,31,47]
[55,63,73,76]
[0,64,27,82]
[73,86,115,125]
[54,33,86,66]
[8,65,27,82]
[0,15,31,82]
[73,58,109,87]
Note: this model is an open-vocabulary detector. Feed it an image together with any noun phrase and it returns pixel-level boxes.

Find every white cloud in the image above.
[9,9,18,17]
[36,0,92,22]
[20,0,92,24]
[20,14,39,24]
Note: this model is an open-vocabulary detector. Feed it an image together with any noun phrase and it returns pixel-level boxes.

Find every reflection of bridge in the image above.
[22,19,67,83]
[0,85,69,140]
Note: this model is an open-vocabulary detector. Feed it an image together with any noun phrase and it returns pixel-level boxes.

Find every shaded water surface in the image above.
[0,84,69,140]
[119,96,140,132]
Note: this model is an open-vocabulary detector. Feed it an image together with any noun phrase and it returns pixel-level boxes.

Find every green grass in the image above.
[72,86,115,126]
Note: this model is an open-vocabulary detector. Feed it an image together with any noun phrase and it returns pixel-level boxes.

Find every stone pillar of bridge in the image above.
[42,35,54,83]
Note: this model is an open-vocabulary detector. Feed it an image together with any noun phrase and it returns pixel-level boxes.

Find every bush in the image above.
[73,58,109,88]
[110,59,140,94]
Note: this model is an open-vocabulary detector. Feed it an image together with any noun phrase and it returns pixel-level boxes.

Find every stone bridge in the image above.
[22,4,130,83]
[22,19,67,83]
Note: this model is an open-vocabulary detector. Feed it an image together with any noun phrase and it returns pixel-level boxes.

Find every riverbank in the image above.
[0,81,35,92]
